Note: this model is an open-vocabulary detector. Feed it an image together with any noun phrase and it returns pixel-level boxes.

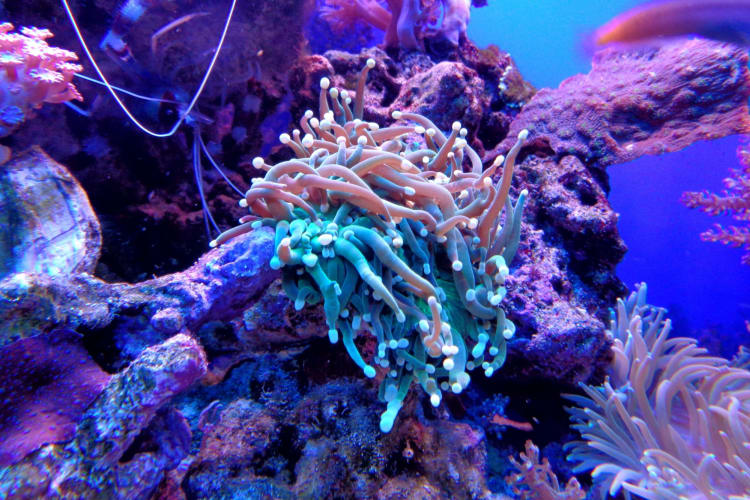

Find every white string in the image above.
[60,0,238,138]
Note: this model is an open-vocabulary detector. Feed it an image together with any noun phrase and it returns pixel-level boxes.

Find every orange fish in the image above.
[595,0,750,47]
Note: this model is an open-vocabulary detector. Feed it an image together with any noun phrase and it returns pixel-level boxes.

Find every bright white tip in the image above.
[309,117,319,128]
[451,382,462,394]
[443,357,455,371]
[252,156,264,168]
[518,129,529,140]
[483,177,492,188]
[503,328,514,340]
[452,260,463,271]
[301,134,314,147]
[460,127,467,136]
[304,109,313,118]
[419,319,430,332]
[392,236,403,248]
[357,135,367,145]
[320,77,330,89]
[420,228,428,237]
[493,155,505,166]
[324,111,335,121]
[465,289,476,302]
[209,239,218,248]
[340,89,349,98]
[414,125,425,134]
[426,128,436,137]
[336,135,347,144]
[279,133,291,144]
[317,233,334,246]
[391,110,402,119]
[369,122,379,130]
[366,58,376,68]
[452,121,461,131]
[329,87,339,99]
[240,198,249,207]
[468,218,478,229]
[430,393,441,407]
[404,186,416,196]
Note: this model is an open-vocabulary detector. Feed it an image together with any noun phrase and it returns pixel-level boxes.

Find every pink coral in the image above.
[319,0,470,49]
[0,22,83,137]
[506,440,586,500]
[681,138,750,265]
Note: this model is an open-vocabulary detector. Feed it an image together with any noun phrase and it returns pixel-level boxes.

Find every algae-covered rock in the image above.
[0,146,101,278]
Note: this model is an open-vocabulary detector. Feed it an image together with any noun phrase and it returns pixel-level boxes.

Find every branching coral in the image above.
[681,140,750,265]
[506,440,586,500]
[320,0,471,49]
[212,58,528,432]
[0,22,82,137]
[565,284,750,499]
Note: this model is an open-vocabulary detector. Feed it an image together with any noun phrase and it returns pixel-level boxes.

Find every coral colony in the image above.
[211,59,528,432]
[682,140,750,265]
[0,23,82,138]
[566,284,750,500]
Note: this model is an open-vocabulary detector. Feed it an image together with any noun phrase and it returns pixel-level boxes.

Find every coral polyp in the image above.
[0,22,82,137]
[212,58,528,432]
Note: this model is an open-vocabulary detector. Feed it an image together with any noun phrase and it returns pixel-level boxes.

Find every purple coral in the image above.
[0,329,109,467]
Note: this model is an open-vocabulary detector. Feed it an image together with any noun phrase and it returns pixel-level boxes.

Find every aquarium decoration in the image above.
[212,59,528,432]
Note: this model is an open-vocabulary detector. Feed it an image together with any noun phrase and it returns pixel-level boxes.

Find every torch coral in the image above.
[0,22,82,137]
[212,58,528,432]
[565,284,750,499]
[681,140,750,265]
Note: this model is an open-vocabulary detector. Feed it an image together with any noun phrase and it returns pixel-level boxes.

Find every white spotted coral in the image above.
[0,22,83,137]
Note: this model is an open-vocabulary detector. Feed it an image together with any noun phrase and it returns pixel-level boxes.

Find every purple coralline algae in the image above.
[0,333,206,499]
[494,39,750,168]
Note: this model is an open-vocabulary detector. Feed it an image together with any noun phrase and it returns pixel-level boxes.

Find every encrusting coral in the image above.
[682,138,750,265]
[565,284,750,499]
[0,22,82,138]
[212,58,528,432]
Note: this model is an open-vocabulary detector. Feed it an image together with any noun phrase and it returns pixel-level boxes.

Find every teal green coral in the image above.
[213,59,528,432]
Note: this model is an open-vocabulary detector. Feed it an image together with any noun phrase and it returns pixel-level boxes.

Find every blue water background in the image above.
[469,1,750,345]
